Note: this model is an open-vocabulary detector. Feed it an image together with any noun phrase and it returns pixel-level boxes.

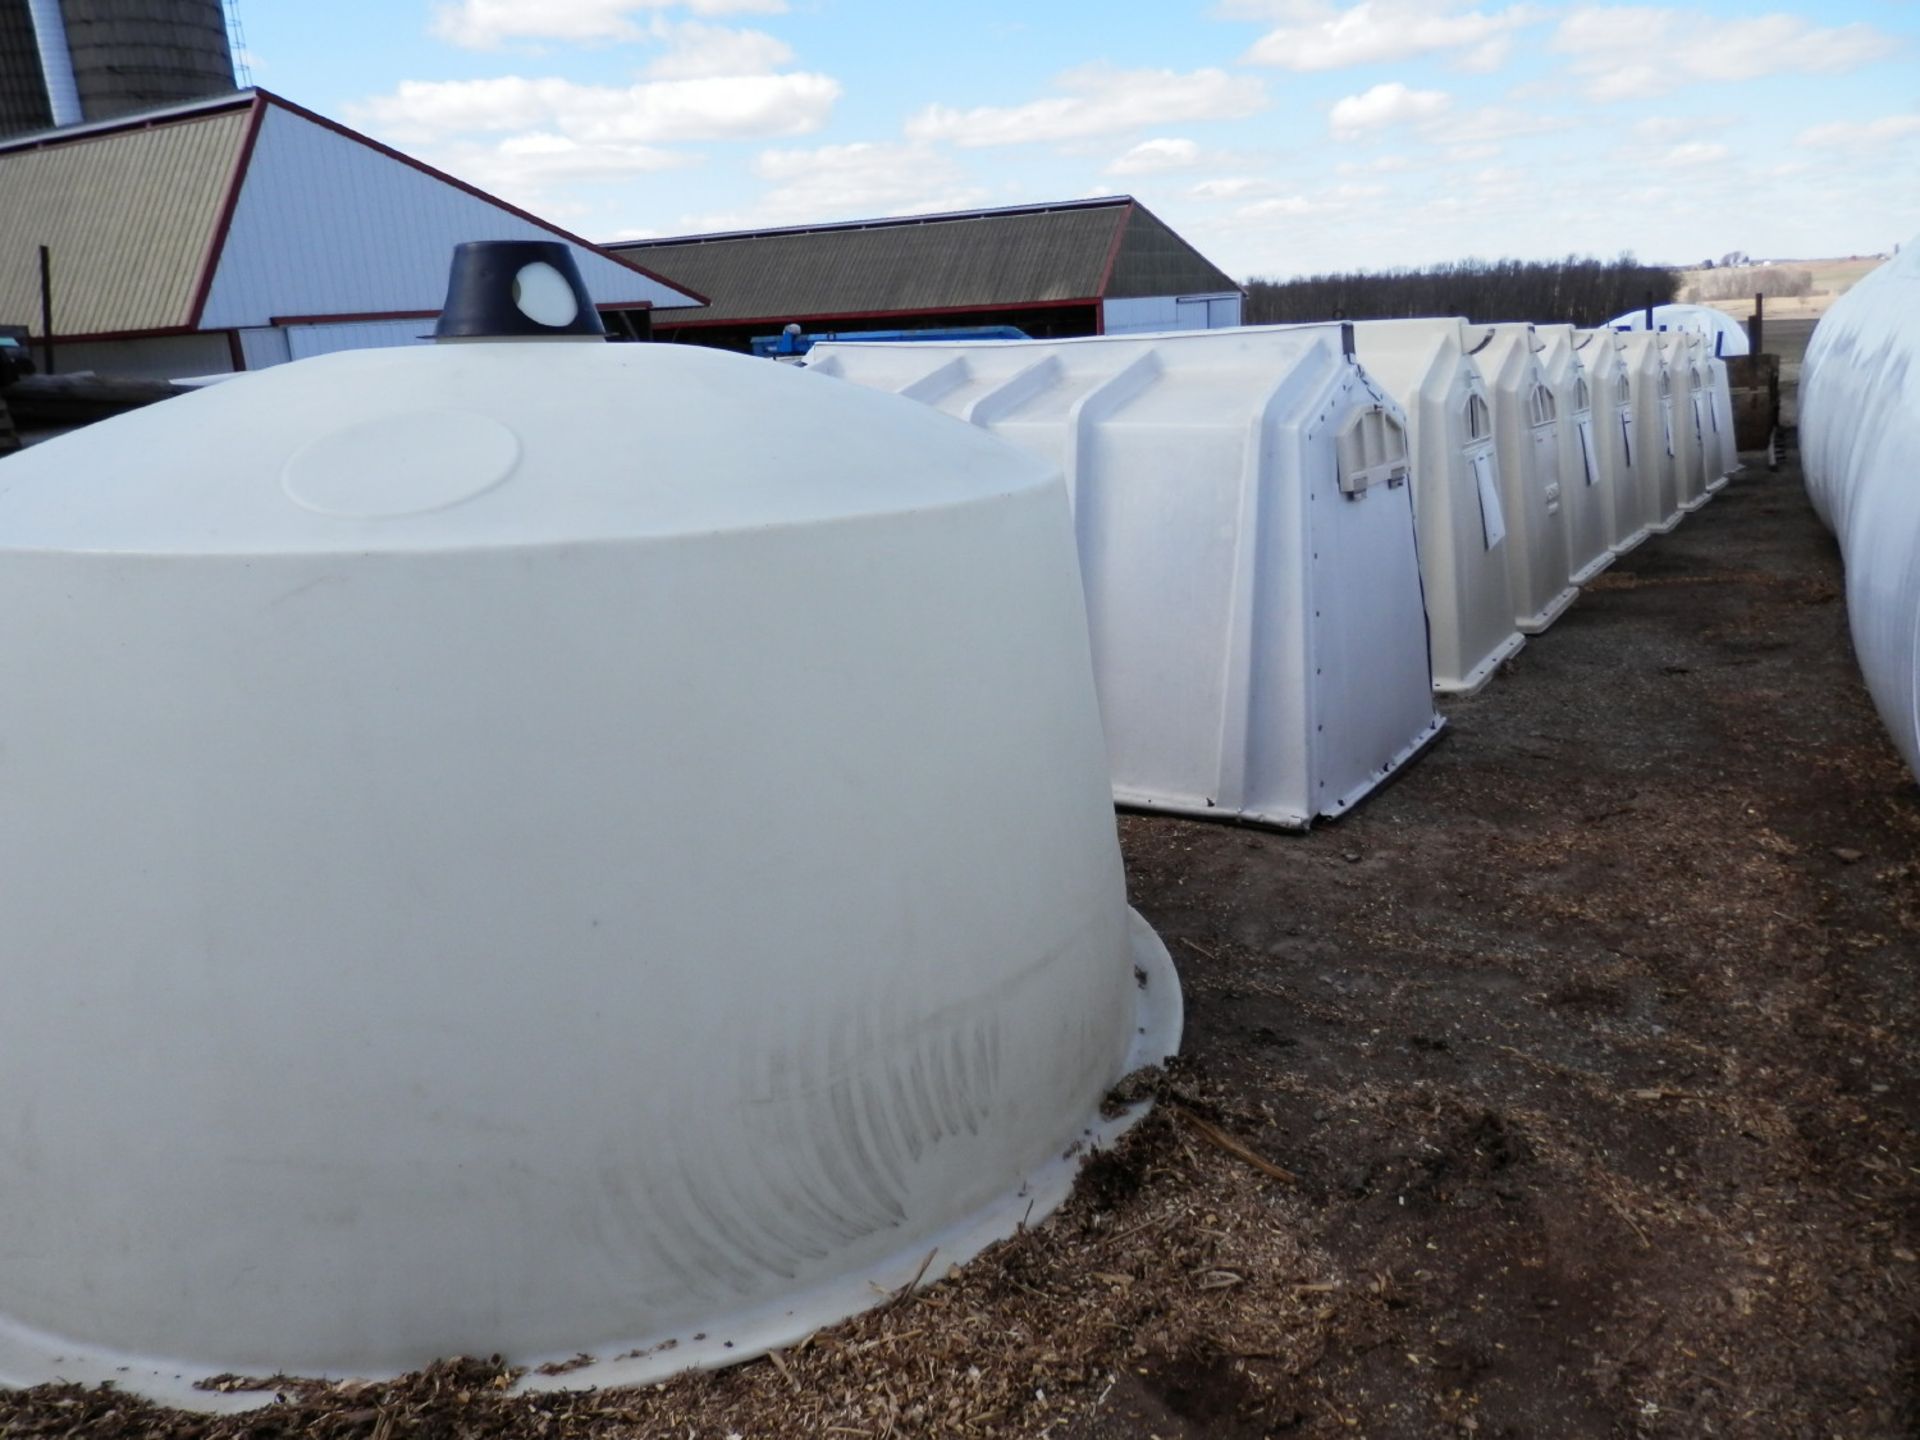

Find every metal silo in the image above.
[2,0,238,137]
[60,0,236,120]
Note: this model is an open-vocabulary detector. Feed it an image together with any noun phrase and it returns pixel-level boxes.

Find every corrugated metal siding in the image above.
[61,0,236,121]
[0,105,245,333]
[0,0,54,139]
[199,104,697,328]
[621,205,1128,325]
[1104,205,1242,301]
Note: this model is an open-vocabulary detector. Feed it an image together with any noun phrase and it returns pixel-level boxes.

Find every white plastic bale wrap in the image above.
[0,342,1182,1405]
[809,326,1445,830]
[1802,241,1920,781]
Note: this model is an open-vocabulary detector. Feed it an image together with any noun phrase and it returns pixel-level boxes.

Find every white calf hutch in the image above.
[1574,327,1650,556]
[1662,331,1713,513]
[1349,317,1524,695]
[809,326,1446,829]
[1618,331,1682,534]
[1536,323,1614,586]
[0,314,1181,1404]
[1475,325,1579,633]
[1703,352,1738,490]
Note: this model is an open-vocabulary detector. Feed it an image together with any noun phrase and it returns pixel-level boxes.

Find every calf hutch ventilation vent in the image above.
[0,304,1181,1404]
[1802,235,1920,783]
[808,326,1445,830]
[1476,325,1579,634]
[1350,317,1523,696]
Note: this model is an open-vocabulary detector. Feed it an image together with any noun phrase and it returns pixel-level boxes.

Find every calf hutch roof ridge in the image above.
[610,196,1241,332]
[0,88,704,348]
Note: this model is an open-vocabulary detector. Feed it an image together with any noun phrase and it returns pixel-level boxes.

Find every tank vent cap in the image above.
[434,240,607,343]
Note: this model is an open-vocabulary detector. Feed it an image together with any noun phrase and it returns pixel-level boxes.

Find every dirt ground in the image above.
[4,442,1916,1439]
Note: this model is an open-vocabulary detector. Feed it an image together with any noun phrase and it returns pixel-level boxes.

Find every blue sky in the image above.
[238,0,1920,278]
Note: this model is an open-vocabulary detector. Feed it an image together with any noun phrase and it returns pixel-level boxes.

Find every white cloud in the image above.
[905,64,1266,147]
[435,132,695,207]
[1455,35,1514,72]
[643,21,793,79]
[1658,141,1730,168]
[1328,81,1451,139]
[1105,137,1205,175]
[349,72,840,146]
[1552,7,1892,101]
[1236,194,1331,219]
[1421,104,1571,146]
[1190,175,1280,199]
[1795,114,1920,149]
[432,0,786,49]
[1336,153,1413,174]
[680,141,990,230]
[1633,114,1735,144]
[1241,1,1538,72]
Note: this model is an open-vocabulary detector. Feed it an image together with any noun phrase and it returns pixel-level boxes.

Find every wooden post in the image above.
[38,245,53,377]
[1748,292,1764,358]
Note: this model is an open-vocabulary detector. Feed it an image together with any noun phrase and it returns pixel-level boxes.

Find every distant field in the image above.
[1676,254,1889,321]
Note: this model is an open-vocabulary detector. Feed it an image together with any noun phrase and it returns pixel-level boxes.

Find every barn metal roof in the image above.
[613,198,1241,327]
[0,97,249,335]
[0,89,704,340]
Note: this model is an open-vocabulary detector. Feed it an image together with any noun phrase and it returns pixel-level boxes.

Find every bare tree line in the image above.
[1682,266,1815,303]
[1242,255,1681,328]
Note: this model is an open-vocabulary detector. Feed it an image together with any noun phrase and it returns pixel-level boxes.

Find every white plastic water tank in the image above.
[1537,323,1613,585]
[0,340,1181,1405]
[1574,327,1650,556]
[1350,317,1523,695]
[1801,237,1920,781]
[1477,325,1579,632]
[1618,330,1683,533]
[808,326,1445,830]
[1661,331,1713,512]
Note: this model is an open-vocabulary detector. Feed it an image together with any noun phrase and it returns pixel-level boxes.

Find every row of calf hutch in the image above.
[0,242,1743,1410]
[1802,235,1920,784]
[813,319,1741,822]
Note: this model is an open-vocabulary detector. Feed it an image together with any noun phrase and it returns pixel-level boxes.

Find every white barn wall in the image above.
[199,104,694,331]
[285,318,431,360]
[236,326,291,369]
[1101,292,1241,336]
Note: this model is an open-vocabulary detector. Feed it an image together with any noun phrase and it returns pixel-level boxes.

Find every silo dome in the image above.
[0,340,1180,1405]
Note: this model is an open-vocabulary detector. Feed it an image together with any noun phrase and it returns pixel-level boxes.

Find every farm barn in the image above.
[610,196,1243,353]
[0,88,701,380]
